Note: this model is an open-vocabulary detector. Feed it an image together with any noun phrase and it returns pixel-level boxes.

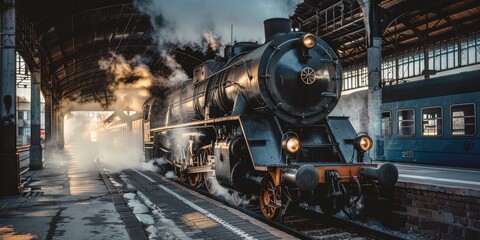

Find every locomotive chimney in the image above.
[264,18,292,42]
[224,45,233,60]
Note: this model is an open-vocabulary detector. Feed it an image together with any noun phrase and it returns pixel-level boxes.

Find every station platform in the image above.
[375,161,480,239]
[0,148,136,239]
[0,148,293,239]
[384,162,480,191]
[1,148,479,239]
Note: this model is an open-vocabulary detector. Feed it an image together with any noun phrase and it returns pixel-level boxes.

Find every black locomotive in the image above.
[143,18,398,219]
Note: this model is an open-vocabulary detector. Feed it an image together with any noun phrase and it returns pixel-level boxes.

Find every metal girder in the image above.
[383,13,479,52]
[14,0,219,108]
[16,11,40,70]
[383,2,475,41]
[58,70,106,96]
[293,0,480,69]
[393,14,427,41]
[429,9,459,35]
[50,41,156,73]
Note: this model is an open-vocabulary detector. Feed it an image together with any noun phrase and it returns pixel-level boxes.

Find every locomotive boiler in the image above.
[143,18,398,219]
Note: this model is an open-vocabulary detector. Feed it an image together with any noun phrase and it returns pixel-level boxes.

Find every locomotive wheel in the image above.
[232,191,245,206]
[187,173,201,187]
[342,183,364,220]
[173,145,186,181]
[199,145,213,166]
[259,177,280,220]
[203,172,217,195]
[174,166,185,181]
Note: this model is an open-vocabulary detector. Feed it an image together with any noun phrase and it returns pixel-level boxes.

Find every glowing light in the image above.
[284,137,301,154]
[301,33,317,49]
[354,135,373,152]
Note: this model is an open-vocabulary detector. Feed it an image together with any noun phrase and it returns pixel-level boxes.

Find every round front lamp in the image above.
[354,134,373,152]
[301,33,317,49]
[282,137,302,154]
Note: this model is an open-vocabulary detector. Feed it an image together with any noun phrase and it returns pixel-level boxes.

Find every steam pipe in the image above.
[282,168,297,184]
[245,172,268,187]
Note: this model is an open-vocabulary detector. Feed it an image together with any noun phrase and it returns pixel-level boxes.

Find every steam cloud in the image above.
[58,1,304,173]
[64,0,304,111]
[59,52,166,113]
[160,52,188,83]
[136,0,303,52]
[97,53,152,112]
[97,52,188,112]
[330,89,369,133]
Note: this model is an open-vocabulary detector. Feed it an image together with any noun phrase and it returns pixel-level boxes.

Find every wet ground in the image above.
[0,147,130,239]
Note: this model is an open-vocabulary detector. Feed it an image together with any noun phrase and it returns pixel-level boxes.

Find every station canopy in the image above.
[291,0,480,68]
[15,0,480,108]
[17,0,214,109]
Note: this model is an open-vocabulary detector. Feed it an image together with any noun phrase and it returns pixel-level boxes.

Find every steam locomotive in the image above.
[143,18,398,219]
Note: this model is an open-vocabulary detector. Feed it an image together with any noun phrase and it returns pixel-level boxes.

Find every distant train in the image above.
[97,112,143,151]
[381,70,480,168]
[143,18,398,220]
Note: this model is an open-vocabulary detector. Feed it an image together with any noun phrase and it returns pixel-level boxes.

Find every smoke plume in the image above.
[136,0,303,52]
[203,31,225,52]
[55,1,305,174]
[63,111,149,172]
[97,52,186,112]
[160,52,189,82]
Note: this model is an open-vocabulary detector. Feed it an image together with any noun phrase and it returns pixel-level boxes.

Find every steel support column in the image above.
[367,38,383,160]
[52,102,64,149]
[30,68,42,169]
[359,0,384,160]
[44,91,52,156]
[0,0,19,196]
[52,102,59,149]
[57,110,64,149]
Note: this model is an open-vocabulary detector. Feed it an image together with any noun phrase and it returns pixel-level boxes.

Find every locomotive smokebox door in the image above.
[258,26,342,124]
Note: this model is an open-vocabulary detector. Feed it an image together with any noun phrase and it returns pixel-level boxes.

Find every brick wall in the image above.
[381,182,480,239]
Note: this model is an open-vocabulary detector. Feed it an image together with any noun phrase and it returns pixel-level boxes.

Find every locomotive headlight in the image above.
[354,134,373,152]
[282,137,302,154]
[301,33,317,49]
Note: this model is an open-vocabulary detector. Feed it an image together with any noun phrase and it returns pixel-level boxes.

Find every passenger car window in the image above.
[451,103,476,136]
[382,111,392,137]
[422,107,442,136]
[397,109,415,136]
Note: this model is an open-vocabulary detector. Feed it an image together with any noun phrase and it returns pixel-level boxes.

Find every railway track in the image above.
[111,168,407,240]
[180,181,406,240]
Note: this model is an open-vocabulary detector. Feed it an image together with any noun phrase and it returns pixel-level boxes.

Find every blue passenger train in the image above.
[381,70,480,168]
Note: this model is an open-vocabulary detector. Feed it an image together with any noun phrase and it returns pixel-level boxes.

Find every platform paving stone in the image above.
[0,148,148,240]
[119,169,297,239]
